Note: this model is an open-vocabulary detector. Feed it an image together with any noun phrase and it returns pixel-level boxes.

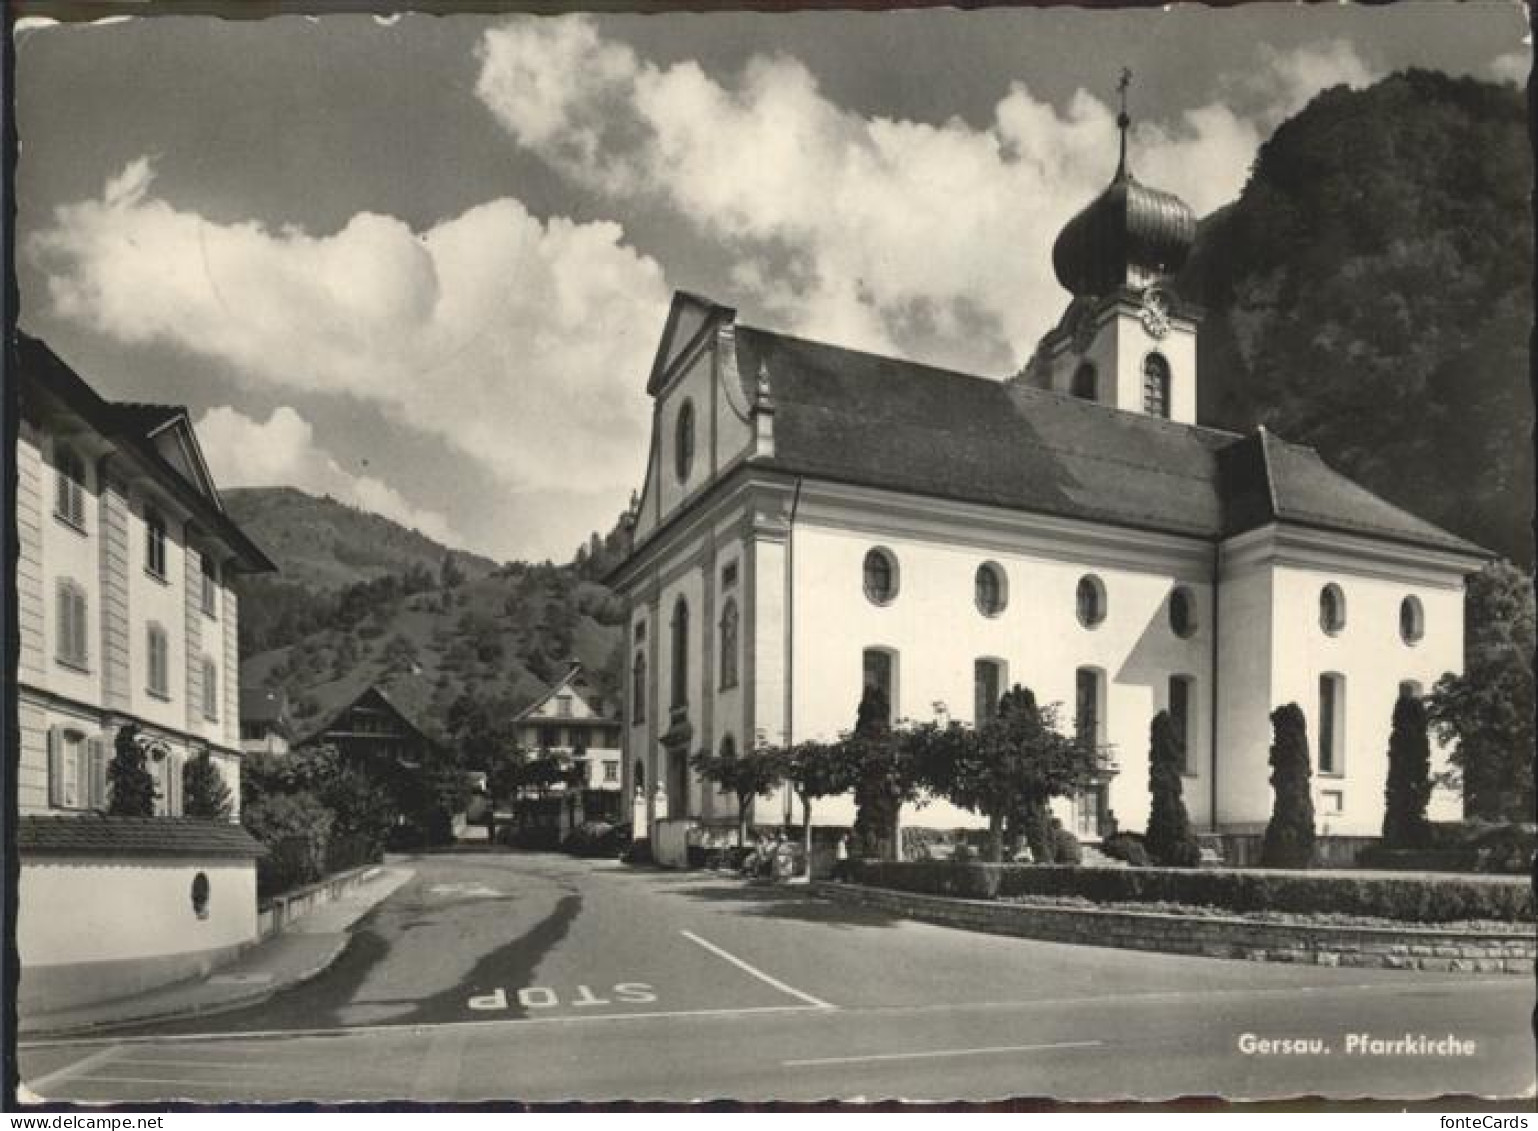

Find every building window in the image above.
[974,658,1004,724]
[55,445,87,529]
[634,759,646,792]
[1169,586,1197,639]
[604,760,619,784]
[862,648,896,726]
[1169,675,1195,775]
[539,725,561,749]
[55,579,89,670]
[47,727,103,810]
[1399,596,1425,645]
[201,556,219,618]
[1399,679,1423,701]
[1076,574,1106,628]
[1318,672,1345,775]
[721,561,738,589]
[145,506,168,580]
[1071,361,1097,401]
[675,400,695,482]
[1319,584,1346,635]
[147,623,170,699]
[1075,667,1104,749]
[203,657,219,721]
[863,547,899,606]
[974,562,1007,617]
[632,652,647,724]
[1319,789,1344,816]
[191,872,211,920]
[719,599,739,689]
[670,597,690,709]
[556,694,573,718]
[719,733,737,760]
[1142,353,1171,418]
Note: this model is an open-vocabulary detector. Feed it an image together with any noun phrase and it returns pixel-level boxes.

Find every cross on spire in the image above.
[1116,66,1133,176]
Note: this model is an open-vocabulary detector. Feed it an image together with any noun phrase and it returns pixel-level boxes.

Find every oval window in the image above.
[1169,586,1197,639]
[675,400,695,482]
[1076,575,1106,628]
[975,562,1007,617]
[191,872,210,920]
[1399,596,1424,645]
[1319,584,1346,636]
[863,548,899,606]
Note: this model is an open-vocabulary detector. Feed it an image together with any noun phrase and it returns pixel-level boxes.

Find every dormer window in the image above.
[675,400,695,483]
[1142,353,1171,418]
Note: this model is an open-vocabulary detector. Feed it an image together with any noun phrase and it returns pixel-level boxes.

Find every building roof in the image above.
[513,661,616,723]
[18,815,266,859]
[239,686,290,728]
[730,325,1484,558]
[296,683,439,750]
[14,333,276,573]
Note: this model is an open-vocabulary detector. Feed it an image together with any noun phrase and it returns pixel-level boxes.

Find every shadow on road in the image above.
[663,880,904,930]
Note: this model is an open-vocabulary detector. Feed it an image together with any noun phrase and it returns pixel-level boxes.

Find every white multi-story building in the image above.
[14,333,275,1013]
[608,120,1485,858]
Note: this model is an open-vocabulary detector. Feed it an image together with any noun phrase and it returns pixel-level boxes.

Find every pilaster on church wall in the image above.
[98,467,133,712]
[184,539,205,734]
[16,421,46,683]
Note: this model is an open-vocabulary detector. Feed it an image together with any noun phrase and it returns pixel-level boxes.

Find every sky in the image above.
[14,3,1530,565]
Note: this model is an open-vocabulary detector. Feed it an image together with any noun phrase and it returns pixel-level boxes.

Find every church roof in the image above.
[732,326,1483,557]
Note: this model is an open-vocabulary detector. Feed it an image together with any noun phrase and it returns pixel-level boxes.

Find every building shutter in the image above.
[88,737,109,809]
[47,726,64,808]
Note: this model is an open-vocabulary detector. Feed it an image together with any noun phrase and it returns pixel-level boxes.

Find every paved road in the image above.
[19,852,1536,1104]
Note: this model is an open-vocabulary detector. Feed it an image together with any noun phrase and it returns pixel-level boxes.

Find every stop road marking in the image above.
[468,984,658,1011]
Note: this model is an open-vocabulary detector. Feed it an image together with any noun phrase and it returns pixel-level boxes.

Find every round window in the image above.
[1399,596,1425,645]
[975,562,1007,617]
[1319,584,1346,636]
[1076,575,1106,628]
[1169,586,1197,639]
[863,548,899,605]
[675,400,695,482]
[191,872,210,920]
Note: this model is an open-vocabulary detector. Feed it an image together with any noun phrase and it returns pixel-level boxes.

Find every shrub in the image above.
[1262,703,1317,868]
[107,725,157,817]
[1051,826,1083,866]
[848,861,1533,922]
[1101,831,1151,867]
[562,821,627,858]
[182,750,233,821]
[243,791,335,898]
[1382,695,1434,848]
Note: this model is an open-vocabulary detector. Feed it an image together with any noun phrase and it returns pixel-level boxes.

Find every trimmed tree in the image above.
[1261,703,1317,868]
[182,750,233,821]
[690,742,785,844]
[781,739,858,876]
[107,724,157,817]
[1145,711,1200,867]
[1382,693,1434,848]
[847,685,923,861]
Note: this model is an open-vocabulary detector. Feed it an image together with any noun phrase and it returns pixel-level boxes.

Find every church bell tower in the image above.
[1025,71,1201,424]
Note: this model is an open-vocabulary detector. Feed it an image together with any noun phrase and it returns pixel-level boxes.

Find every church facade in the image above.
[608,118,1485,849]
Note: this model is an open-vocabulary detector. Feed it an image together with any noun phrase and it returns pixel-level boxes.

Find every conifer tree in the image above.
[1382,693,1434,848]
[183,750,234,821]
[1261,704,1317,868]
[107,724,157,817]
[1145,711,1200,867]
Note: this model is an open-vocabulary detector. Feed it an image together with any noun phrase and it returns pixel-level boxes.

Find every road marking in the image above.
[24,1044,126,1095]
[680,929,835,1010]
[785,1040,1104,1068]
[116,1058,256,1069]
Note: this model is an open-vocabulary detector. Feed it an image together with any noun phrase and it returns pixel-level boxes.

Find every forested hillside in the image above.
[1177,70,1532,565]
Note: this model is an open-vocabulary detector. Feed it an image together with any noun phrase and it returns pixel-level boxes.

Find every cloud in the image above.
[477,19,1380,373]
[194,405,459,544]
[1490,50,1530,86]
[30,160,672,505]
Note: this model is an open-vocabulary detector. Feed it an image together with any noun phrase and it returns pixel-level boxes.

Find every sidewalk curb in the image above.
[19,867,414,1043]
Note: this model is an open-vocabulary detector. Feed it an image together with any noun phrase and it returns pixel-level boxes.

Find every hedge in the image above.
[848,861,1534,923]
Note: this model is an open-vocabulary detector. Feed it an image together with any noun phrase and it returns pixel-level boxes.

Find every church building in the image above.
[608,105,1485,857]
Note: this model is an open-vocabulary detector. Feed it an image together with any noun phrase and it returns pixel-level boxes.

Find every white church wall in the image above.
[654,544,708,820]
[1213,559,1277,831]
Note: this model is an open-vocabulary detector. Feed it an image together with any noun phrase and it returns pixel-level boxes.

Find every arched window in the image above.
[670,598,690,709]
[1169,586,1198,639]
[974,562,1007,617]
[1142,353,1171,418]
[1168,675,1196,775]
[862,648,897,726]
[1398,679,1423,701]
[675,400,695,482]
[1399,596,1425,645]
[632,652,647,723]
[1319,584,1346,636]
[1318,672,1345,774]
[55,445,87,528]
[863,547,899,605]
[1075,667,1105,748]
[974,658,1005,723]
[634,759,646,791]
[718,599,739,689]
[1076,574,1106,628]
[1071,361,1097,401]
[719,733,737,760]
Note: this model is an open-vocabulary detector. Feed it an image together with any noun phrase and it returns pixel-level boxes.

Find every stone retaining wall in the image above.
[815,883,1534,974]
[257,863,379,940]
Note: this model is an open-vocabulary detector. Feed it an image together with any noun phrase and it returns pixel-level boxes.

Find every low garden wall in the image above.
[817,882,1535,974]
[257,863,381,940]
[849,861,1534,922]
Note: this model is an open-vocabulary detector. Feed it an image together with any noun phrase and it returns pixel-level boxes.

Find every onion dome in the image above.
[1051,82,1197,298]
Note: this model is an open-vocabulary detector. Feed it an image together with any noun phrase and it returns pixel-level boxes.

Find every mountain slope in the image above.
[223,486,498,591]
[1177,69,1532,565]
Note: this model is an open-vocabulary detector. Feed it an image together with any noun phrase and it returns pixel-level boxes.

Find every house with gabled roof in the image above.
[512,661,624,792]
[607,113,1487,862]
[14,332,274,1013]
